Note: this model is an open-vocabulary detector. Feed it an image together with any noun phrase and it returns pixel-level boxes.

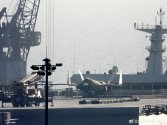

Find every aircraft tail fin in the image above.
[118,70,123,85]
[78,70,84,81]
[67,70,71,85]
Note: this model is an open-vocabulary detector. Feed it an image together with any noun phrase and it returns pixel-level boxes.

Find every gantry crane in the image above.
[0,0,41,85]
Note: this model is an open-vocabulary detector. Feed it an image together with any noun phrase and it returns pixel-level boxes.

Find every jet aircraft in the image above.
[77,66,123,97]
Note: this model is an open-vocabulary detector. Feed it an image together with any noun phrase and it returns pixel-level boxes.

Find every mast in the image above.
[134,9,167,76]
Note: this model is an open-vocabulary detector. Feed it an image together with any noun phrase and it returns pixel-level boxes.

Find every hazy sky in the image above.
[1,0,167,83]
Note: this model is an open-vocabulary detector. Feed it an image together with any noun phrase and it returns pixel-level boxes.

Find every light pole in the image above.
[31,58,62,125]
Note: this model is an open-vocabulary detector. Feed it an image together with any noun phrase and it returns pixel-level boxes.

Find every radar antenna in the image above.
[157,8,165,25]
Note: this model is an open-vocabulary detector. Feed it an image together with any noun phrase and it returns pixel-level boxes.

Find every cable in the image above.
[7,0,14,14]
[49,0,51,60]
[51,0,55,82]
[46,0,48,58]
[45,0,55,82]
[52,0,55,62]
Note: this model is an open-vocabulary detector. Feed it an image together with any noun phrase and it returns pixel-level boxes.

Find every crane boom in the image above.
[12,0,41,61]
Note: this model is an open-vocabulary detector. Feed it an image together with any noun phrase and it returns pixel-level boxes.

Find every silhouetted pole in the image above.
[31,58,62,125]
[45,60,49,125]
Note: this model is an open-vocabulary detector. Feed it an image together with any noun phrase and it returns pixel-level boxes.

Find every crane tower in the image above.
[0,0,41,85]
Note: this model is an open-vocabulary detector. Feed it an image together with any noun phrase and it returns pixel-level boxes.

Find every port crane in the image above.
[0,0,49,107]
[0,0,41,85]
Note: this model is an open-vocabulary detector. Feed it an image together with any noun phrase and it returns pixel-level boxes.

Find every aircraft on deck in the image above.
[77,66,123,97]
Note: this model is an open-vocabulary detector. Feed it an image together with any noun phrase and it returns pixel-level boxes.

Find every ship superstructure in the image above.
[71,9,167,93]
[135,9,167,76]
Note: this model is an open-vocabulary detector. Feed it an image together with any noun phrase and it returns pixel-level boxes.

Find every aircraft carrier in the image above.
[0,1,167,125]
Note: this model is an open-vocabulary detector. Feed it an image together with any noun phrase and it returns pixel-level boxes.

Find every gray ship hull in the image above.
[0,107,138,125]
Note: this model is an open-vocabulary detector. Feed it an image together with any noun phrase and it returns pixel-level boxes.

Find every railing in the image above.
[145,46,166,51]
[134,23,167,30]
[135,24,156,29]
